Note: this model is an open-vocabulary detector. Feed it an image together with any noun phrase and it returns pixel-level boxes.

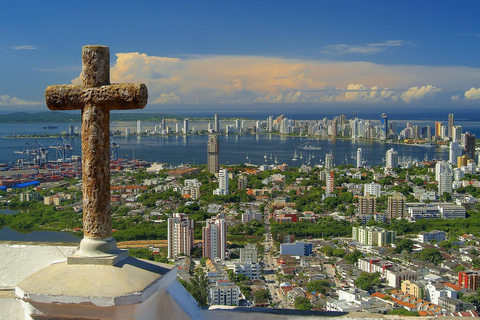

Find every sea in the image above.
[1,113,479,167]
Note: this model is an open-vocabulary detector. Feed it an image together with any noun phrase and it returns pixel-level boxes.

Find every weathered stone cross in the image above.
[45,45,147,260]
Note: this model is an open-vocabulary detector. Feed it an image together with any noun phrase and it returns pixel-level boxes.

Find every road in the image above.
[262,208,291,309]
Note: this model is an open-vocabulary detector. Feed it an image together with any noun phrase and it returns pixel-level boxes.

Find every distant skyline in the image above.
[2,1,480,114]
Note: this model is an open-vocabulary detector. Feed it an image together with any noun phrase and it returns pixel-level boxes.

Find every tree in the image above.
[306,280,330,294]
[454,264,466,272]
[355,272,382,291]
[414,248,444,264]
[253,289,270,300]
[294,297,313,310]
[344,250,363,264]
[394,239,414,253]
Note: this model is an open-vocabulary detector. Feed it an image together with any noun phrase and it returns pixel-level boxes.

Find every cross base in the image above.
[67,237,129,266]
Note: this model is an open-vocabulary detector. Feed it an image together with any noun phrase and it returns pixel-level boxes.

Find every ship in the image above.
[297,142,322,150]
[43,126,58,129]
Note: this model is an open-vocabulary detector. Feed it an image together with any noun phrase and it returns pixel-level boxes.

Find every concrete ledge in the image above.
[67,250,129,266]
[16,257,175,307]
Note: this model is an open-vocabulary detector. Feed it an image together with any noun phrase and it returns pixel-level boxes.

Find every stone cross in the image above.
[45,45,147,259]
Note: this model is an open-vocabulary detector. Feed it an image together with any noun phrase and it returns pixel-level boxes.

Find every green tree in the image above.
[414,248,444,264]
[394,239,414,253]
[294,297,313,310]
[253,289,270,300]
[355,272,382,291]
[306,280,330,293]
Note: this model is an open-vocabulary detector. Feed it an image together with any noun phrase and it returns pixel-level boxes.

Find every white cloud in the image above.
[12,45,36,50]
[400,85,442,103]
[68,51,480,106]
[0,95,42,106]
[321,40,410,55]
[151,92,182,104]
[463,87,480,100]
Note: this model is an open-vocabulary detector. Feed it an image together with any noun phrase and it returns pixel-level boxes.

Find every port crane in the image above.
[49,137,74,163]
[14,140,49,166]
[110,137,120,160]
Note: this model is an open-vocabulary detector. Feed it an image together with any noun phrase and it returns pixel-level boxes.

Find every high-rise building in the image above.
[449,141,462,165]
[357,194,377,215]
[267,115,273,132]
[325,153,333,170]
[214,113,220,133]
[352,226,396,246]
[448,113,454,139]
[438,163,453,195]
[68,125,74,136]
[137,120,142,134]
[175,122,180,133]
[387,193,406,219]
[426,125,432,141]
[213,168,229,196]
[364,182,382,198]
[452,125,463,142]
[385,148,398,169]
[183,118,189,134]
[435,122,443,137]
[167,213,194,259]
[207,135,219,174]
[380,113,388,140]
[203,217,227,260]
[457,155,468,168]
[326,170,334,195]
[356,148,363,168]
[240,244,258,264]
[465,132,476,160]
[237,175,247,190]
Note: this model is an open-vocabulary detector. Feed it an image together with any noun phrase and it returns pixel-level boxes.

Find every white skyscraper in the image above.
[183,118,189,134]
[175,122,180,133]
[356,148,363,168]
[364,182,382,198]
[213,168,229,196]
[385,148,398,169]
[449,141,461,165]
[136,120,142,134]
[167,213,194,259]
[325,153,333,170]
[438,164,453,195]
[267,116,273,132]
[203,217,227,260]
[214,114,220,133]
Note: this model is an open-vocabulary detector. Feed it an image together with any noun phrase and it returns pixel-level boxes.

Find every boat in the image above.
[43,126,58,129]
[297,142,322,150]
[292,150,298,161]
[422,142,437,148]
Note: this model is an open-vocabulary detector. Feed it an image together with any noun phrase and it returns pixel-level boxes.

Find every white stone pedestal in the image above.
[16,257,177,319]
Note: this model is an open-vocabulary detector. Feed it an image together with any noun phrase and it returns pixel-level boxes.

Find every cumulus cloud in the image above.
[68,51,480,106]
[463,87,480,100]
[0,95,42,106]
[321,40,410,55]
[151,92,182,104]
[400,85,442,103]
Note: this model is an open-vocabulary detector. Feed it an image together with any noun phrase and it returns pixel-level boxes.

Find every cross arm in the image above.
[45,85,85,110]
[89,83,148,110]
[45,83,148,111]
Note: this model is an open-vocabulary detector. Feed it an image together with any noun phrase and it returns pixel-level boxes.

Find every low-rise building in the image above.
[208,280,239,306]
[417,230,447,243]
[280,241,312,256]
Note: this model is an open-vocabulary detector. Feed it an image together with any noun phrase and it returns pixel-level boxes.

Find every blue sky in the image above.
[1,0,480,116]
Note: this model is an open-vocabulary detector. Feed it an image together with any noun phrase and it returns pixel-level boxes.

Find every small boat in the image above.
[43,126,58,129]
[292,150,298,161]
[297,142,322,150]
